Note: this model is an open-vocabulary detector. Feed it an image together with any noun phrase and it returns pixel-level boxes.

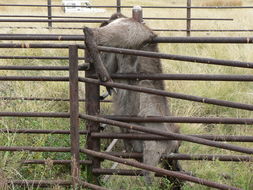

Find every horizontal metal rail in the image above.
[102,115,253,124]
[0,26,84,30]
[163,154,253,162]
[91,133,253,142]
[0,96,111,103]
[0,14,233,21]
[79,114,253,154]
[97,46,253,69]
[0,55,85,60]
[101,152,253,162]
[5,26,252,32]
[0,45,78,53]
[2,35,253,44]
[0,4,252,9]
[2,75,252,110]
[0,19,106,23]
[2,40,253,68]
[2,42,253,69]
[0,112,69,118]
[81,148,241,190]
[92,73,253,81]
[93,168,193,177]
[0,34,85,41]
[156,29,253,32]
[0,129,88,134]
[5,26,250,32]
[0,43,73,49]
[0,146,71,152]
[1,112,252,124]
[8,180,72,187]
[92,169,189,177]
[0,65,88,71]
[152,36,253,43]
[2,73,253,82]
[0,76,69,81]
[80,77,253,111]
[22,159,92,165]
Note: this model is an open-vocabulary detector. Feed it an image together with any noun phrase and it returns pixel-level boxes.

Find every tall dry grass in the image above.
[201,0,242,6]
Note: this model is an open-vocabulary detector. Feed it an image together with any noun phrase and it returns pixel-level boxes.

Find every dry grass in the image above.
[201,0,243,6]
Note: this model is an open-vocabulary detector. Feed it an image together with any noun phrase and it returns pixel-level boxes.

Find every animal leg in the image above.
[142,141,162,185]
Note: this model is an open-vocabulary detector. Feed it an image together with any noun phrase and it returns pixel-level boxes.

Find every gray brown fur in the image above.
[90,14,181,187]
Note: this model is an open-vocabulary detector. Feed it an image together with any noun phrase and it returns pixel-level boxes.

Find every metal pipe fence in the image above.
[0,5,253,189]
[1,42,252,189]
[0,1,252,35]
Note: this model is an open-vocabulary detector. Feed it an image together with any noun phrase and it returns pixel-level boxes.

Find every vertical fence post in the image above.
[47,0,52,28]
[85,50,101,184]
[69,45,80,189]
[132,6,143,23]
[116,0,121,13]
[186,0,192,36]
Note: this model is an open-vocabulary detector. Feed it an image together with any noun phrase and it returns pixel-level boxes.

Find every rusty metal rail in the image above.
[0,65,88,71]
[99,152,253,162]
[1,35,253,44]
[0,96,111,102]
[0,14,233,21]
[0,146,71,152]
[22,159,92,165]
[91,133,253,142]
[79,114,253,154]
[0,55,85,60]
[102,115,253,124]
[79,77,253,111]
[81,148,241,190]
[0,4,253,9]
[0,112,69,118]
[0,129,88,134]
[0,18,106,23]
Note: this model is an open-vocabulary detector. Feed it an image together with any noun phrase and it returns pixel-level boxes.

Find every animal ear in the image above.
[100,21,109,27]
[100,13,127,27]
